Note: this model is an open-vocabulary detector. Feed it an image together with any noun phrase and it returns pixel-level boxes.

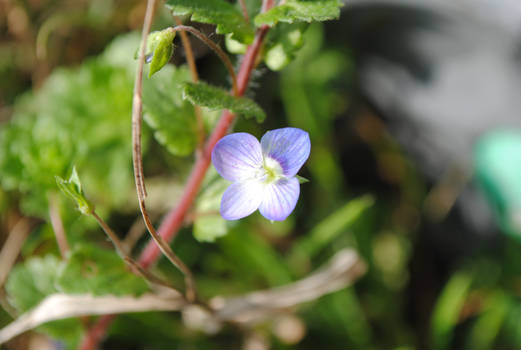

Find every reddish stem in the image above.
[79,3,274,349]
[77,315,116,350]
[138,24,270,268]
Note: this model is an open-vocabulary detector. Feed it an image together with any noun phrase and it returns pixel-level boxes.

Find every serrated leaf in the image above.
[254,0,342,26]
[56,166,93,215]
[56,244,149,296]
[6,255,62,312]
[5,255,83,349]
[166,0,254,43]
[182,81,266,122]
[264,22,308,70]
[142,65,198,156]
[146,30,176,77]
[193,171,230,242]
[0,38,137,218]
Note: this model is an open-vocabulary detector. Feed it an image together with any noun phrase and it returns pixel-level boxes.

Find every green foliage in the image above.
[6,255,61,312]
[165,0,254,43]
[0,37,138,217]
[193,170,230,242]
[431,271,473,350]
[145,29,176,77]
[142,65,198,156]
[281,24,351,199]
[254,0,342,26]
[182,81,266,122]
[290,195,374,261]
[467,292,509,350]
[219,224,293,286]
[264,23,308,71]
[56,167,94,215]
[6,255,84,349]
[56,244,149,296]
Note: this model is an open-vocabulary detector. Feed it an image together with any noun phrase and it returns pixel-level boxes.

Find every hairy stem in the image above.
[172,16,206,152]
[169,25,239,96]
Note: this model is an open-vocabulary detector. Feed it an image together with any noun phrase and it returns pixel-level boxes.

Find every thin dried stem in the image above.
[1,249,365,344]
[47,194,69,258]
[139,0,274,268]
[90,211,179,292]
[172,16,206,153]
[122,217,146,253]
[130,0,197,301]
[82,1,274,347]
[132,0,156,201]
[169,25,239,96]
[0,218,33,288]
[139,211,197,301]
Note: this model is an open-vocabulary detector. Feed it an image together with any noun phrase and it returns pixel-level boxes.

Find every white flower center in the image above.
[255,156,284,184]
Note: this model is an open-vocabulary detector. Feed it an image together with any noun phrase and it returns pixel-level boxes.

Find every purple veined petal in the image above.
[260,128,311,177]
[220,180,264,220]
[212,133,263,181]
[258,177,300,221]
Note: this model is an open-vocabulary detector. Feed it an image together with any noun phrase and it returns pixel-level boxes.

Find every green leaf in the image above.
[5,255,83,349]
[193,171,230,242]
[56,244,149,296]
[146,29,176,77]
[254,0,342,26]
[165,0,254,43]
[225,34,248,54]
[0,39,137,217]
[264,23,308,71]
[219,224,293,286]
[142,65,198,156]
[56,166,93,215]
[431,271,473,350]
[6,255,62,312]
[194,216,228,242]
[288,195,374,269]
[182,81,266,122]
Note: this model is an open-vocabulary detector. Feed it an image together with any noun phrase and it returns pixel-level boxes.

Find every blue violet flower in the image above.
[211,127,311,221]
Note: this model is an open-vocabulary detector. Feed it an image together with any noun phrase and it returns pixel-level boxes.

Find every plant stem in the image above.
[90,211,179,291]
[48,193,70,258]
[169,25,239,96]
[172,16,205,153]
[77,314,116,350]
[130,0,197,300]
[138,4,272,269]
[238,0,251,23]
[80,1,274,348]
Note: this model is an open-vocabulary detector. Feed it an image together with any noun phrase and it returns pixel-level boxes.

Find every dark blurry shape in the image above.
[342,0,521,238]
[474,130,521,240]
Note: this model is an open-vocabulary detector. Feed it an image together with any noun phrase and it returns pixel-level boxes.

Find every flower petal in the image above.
[212,133,263,181]
[260,128,311,177]
[220,180,264,220]
[259,177,300,221]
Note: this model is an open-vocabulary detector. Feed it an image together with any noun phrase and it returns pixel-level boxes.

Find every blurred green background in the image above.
[2,0,521,349]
